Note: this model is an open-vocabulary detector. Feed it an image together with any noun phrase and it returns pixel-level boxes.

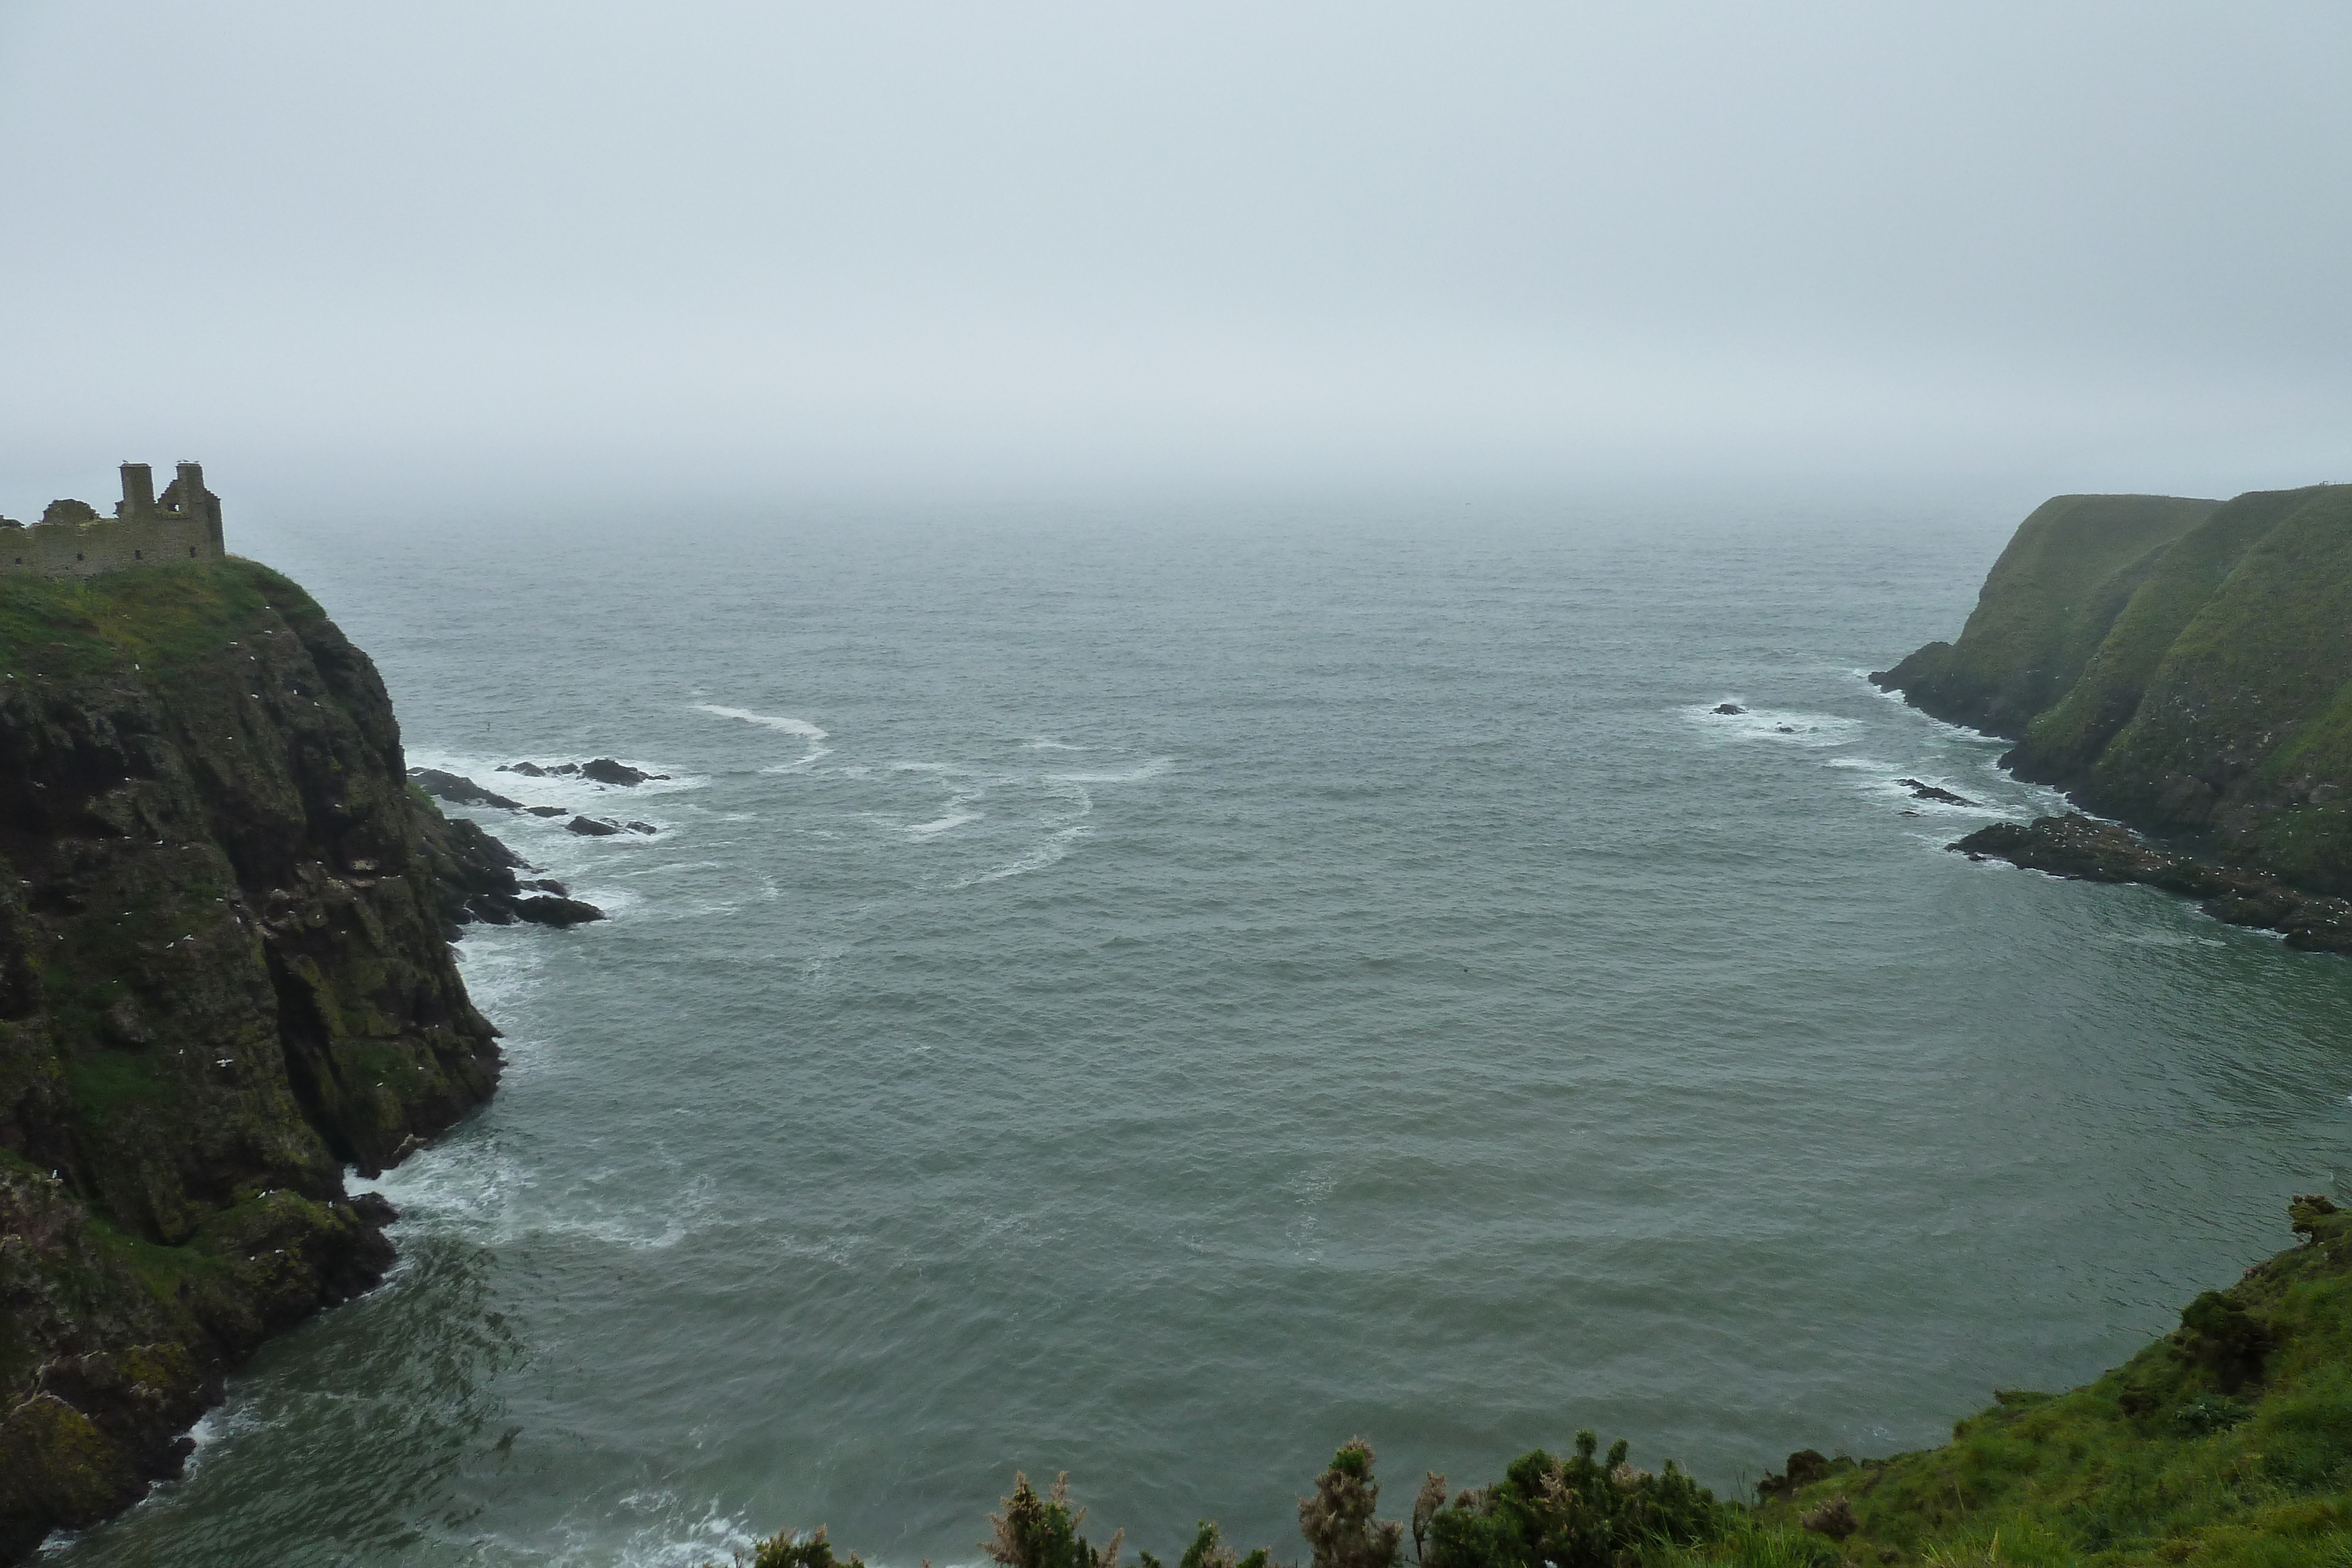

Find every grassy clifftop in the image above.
[1732,1196,2352,1567]
[1869,495,2217,737]
[0,559,509,1561]
[1876,484,2352,894]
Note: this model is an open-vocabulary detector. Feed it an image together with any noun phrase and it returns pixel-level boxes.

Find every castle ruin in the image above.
[1,462,225,578]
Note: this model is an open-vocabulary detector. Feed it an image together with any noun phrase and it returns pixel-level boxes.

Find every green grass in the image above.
[2080,488,2352,840]
[1883,483,2352,894]
[85,1211,233,1306]
[0,557,322,681]
[62,1050,171,1123]
[1652,1198,2352,1567]
[2006,487,2320,787]
[1889,494,2216,737]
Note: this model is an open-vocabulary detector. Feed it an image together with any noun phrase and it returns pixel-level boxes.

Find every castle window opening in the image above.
[75,553,82,561]
[133,550,142,560]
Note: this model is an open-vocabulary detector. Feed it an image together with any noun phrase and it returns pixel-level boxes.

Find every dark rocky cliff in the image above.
[1875,484,2352,894]
[0,560,527,1560]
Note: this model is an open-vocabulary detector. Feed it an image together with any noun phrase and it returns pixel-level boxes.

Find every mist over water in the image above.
[43,498,2352,1566]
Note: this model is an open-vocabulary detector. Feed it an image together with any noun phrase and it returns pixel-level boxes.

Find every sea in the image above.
[41,493,2352,1566]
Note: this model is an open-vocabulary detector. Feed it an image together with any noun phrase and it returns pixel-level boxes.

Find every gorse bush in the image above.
[726,1436,1721,1568]
[990,1472,1125,1568]
[745,1527,862,1568]
[1418,1432,1725,1568]
[1141,1518,1272,1568]
[1299,1441,1404,1568]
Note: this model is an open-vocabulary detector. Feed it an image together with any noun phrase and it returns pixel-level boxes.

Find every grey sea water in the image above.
[44,497,2352,1566]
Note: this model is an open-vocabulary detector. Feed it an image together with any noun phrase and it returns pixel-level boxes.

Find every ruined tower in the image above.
[1,461,228,577]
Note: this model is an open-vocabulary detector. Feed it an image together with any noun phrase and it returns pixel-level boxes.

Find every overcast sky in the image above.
[4,2,2349,512]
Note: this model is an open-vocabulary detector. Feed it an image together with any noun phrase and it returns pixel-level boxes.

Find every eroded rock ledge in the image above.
[1953,813,2352,953]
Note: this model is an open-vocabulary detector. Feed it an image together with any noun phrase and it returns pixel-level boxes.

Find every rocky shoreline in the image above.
[1952,813,2352,953]
[410,762,663,848]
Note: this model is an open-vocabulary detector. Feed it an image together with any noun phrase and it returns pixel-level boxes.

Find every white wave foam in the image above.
[1026,738,1089,750]
[1046,757,1172,784]
[354,1139,719,1253]
[407,748,711,807]
[534,1488,763,1568]
[2101,930,2226,948]
[1681,704,1862,747]
[906,809,983,840]
[693,703,832,773]
[450,932,543,1014]
[1853,668,1915,703]
[1828,754,2026,817]
[760,748,834,774]
[690,704,825,740]
[954,825,1090,887]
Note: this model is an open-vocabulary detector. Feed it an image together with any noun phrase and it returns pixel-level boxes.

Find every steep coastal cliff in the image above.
[0,560,536,1561]
[1876,484,2352,893]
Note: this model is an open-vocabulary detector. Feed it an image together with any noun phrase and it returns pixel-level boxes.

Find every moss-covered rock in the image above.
[0,559,512,1561]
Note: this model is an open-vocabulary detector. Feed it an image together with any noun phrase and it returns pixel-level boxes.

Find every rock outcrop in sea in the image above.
[0,559,560,1560]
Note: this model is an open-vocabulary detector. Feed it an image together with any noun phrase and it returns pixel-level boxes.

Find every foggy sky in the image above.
[4,2,2349,512]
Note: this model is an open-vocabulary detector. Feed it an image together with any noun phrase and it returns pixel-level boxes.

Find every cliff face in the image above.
[1876,484,2352,894]
[1871,493,2221,736]
[0,560,510,1561]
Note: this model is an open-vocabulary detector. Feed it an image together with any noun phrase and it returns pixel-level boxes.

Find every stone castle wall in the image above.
[1,514,222,577]
[1,462,227,579]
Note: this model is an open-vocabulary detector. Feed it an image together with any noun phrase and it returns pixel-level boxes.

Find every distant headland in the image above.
[1872,483,2352,943]
[1,461,225,577]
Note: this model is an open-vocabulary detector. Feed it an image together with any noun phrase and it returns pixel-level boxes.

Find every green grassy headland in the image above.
[1876,484,2352,895]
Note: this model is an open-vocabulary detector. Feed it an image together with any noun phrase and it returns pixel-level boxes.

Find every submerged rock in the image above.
[1897,777,1977,807]
[513,895,605,927]
[1713,702,1745,714]
[497,758,668,785]
[566,815,625,837]
[580,757,668,785]
[409,767,523,810]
